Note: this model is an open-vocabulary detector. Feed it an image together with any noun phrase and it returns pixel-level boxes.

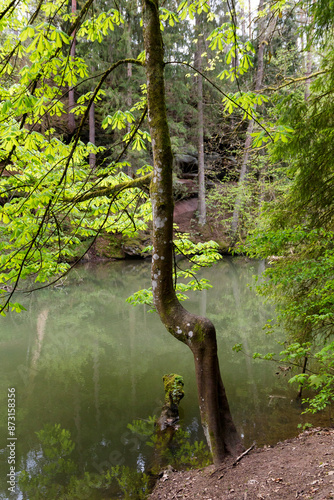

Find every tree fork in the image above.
[142,0,243,464]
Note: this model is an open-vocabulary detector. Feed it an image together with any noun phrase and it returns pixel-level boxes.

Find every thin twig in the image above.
[166,60,273,141]
[232,442,256,466]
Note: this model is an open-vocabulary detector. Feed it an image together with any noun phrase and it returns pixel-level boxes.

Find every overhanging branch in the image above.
[63,172,152,204]
[264,70,327,92]
[55,58,144,193]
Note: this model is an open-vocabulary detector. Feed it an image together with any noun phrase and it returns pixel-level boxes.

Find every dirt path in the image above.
[173,197,198,233]
[149,428,334,499]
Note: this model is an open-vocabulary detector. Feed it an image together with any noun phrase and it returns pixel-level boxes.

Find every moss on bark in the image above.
[163,374,184,406]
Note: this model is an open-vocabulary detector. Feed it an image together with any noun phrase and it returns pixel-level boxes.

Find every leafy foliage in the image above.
[247,340,334,414]
[242,37,334,414]
[127,232,222,308]
[0,0,155,314]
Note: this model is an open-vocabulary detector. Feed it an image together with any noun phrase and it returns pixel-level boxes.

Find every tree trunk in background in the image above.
[89,99,96,169]
[88,65,96,170]
[142,0,243,464]
[195,16,206,226]
[126,16,133,118]
[231,0,276,242]
[68,0,76,134]
[241,4,246,38]
[126,19,133,176]
[127,58,133,120]
[304,12,313,101]
[304,48,312,101]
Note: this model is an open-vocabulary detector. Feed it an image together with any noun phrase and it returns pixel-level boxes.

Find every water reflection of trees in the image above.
[187,258,325,447]
[0,259,328,496]
[0,260,198,487]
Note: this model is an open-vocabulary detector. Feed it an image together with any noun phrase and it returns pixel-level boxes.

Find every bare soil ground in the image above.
[173,197,198,234]
[149,428,334,500]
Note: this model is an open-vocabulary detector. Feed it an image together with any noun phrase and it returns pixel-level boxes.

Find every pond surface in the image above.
[0,258,329,498]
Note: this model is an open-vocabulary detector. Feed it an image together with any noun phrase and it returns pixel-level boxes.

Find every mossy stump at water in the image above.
[150,374,185,474]
[163,374,184,406]
[156,374,184,432]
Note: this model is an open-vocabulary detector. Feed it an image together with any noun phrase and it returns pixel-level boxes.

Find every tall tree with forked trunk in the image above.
[142,0,243,464]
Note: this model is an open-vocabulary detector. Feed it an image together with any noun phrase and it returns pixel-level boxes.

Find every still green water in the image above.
[0,258,328,497]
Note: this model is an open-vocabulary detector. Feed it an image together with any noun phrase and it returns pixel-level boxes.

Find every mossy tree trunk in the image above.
[142,0,243,464]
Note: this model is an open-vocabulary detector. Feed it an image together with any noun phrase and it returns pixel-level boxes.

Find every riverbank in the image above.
[149,427,334,499]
